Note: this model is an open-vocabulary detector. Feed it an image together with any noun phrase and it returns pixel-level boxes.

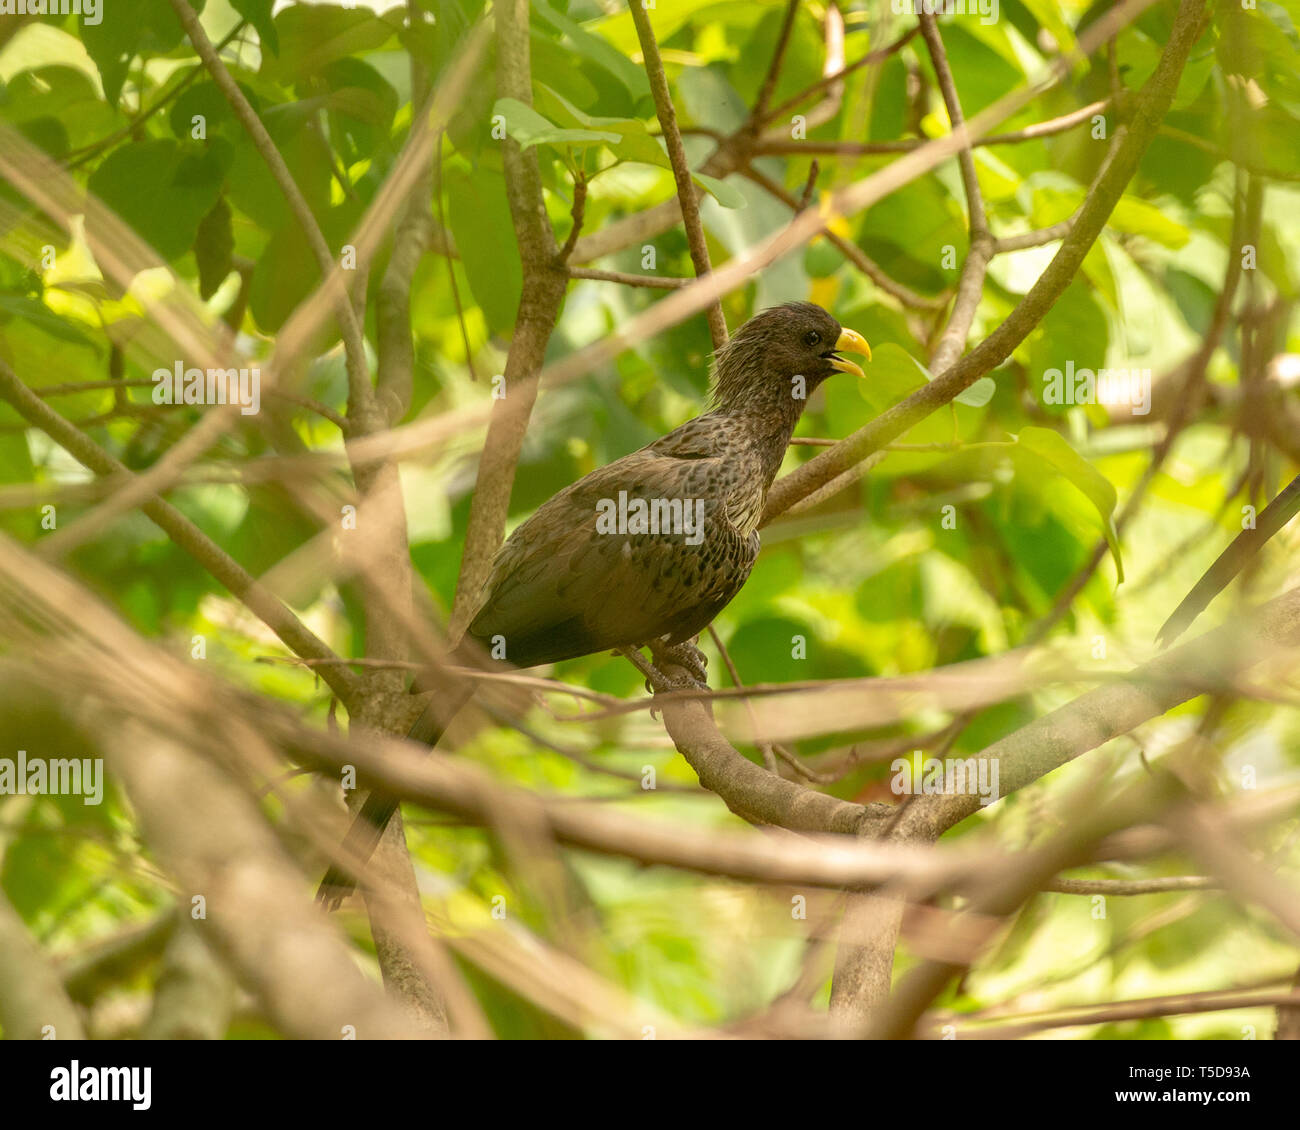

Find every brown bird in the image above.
[317,302,871,906]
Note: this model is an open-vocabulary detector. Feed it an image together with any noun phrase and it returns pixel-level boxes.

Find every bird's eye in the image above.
[804,330,822,347]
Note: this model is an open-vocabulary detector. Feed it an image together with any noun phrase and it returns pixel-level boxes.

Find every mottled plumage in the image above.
[317,302,870,906]
[463,302,869,666]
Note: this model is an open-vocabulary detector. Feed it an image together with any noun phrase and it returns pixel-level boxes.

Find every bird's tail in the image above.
[1156,472,1300,647]
[316,680,474,909]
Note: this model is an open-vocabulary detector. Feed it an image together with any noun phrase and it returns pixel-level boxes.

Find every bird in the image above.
[316,302,871,907]
[1157,472,1300,647]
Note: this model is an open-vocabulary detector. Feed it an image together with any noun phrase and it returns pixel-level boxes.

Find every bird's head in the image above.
[708,302,871,417]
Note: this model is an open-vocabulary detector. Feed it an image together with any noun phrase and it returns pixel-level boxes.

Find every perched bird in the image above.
[317,302,871,906]
[1157,472,1300,646]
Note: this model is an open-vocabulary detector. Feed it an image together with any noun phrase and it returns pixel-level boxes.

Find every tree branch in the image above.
[167,0,374,427]
[629,0,728,350]
[762,0,1207,523]
[0,358,362,706]
[448,0,569,639]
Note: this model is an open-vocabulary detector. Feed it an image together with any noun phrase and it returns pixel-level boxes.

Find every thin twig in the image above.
[564,266,691,289]
[628,0,728,351]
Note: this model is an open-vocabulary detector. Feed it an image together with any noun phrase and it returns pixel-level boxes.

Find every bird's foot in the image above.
[647,639,709,687]
[619,644,709,703]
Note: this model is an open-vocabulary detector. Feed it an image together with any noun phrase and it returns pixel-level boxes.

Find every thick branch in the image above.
[0,889,86,1039]
[448,0,568,638]
[762,0,1208,523]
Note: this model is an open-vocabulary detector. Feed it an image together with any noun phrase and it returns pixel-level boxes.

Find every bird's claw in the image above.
[648,640,709,686]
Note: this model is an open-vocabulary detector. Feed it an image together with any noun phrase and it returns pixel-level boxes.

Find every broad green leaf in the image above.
[444,164,522,333]
[963,426,1124,581]
[319,58,399,164]
[861,343,993,410]
[261,5,395,84]
[533,1,649,99]
[493,97,620,150]
[80,0,206,107]
[955,377,997,408]
[534,85,670,169]
[231,0,279,56]
[87,140,224,262]
[249,220,319,333]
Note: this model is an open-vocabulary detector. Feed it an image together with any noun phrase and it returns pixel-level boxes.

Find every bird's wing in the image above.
[466,442,756,666]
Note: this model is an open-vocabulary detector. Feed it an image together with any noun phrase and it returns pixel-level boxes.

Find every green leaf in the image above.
[80,0,206,108]
[193,197,234,301]
[692,171,746,210]
[532,1,649,99]
[261,5,395,85]
[444,164,522,333]
[319,58,399,164]
[87,140,224,262]
[955,376,997,408]
[493,97,621,150]
[0,297,95,347]
[860,342,994,410]
[1011,426,1124,581]
[1,67,116,150]
[534,86,670,168]
[231,0,279,56]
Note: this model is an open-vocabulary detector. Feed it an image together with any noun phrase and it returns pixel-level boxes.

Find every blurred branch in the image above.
[167,0,374,426]
[1044,875,1217,895]
[449,0,568,639]
[917,12,992,373]
[59,912,176,1005]
[564,266,691,289]
[939,984,1300,1039]
[762,0,1208,523]
[629,0,728,350]
[0,358,363,706]
[375,35,435,425]
[141,917,235,1040]
[899,581,1300,842]
[32,378,347,430]
[0,888,86,1039]
[106,725,431,1038]
[754,98,1111,156]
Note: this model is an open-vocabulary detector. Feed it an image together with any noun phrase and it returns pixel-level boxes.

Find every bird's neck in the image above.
[724,401,807,489]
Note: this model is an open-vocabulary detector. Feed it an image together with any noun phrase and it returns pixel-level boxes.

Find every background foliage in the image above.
[1,0,1298,1040]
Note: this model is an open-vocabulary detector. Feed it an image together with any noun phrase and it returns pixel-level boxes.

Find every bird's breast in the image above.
[716,449,769,537]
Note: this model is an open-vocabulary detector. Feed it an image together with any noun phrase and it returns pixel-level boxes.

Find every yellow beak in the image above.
[829,328,871,379]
